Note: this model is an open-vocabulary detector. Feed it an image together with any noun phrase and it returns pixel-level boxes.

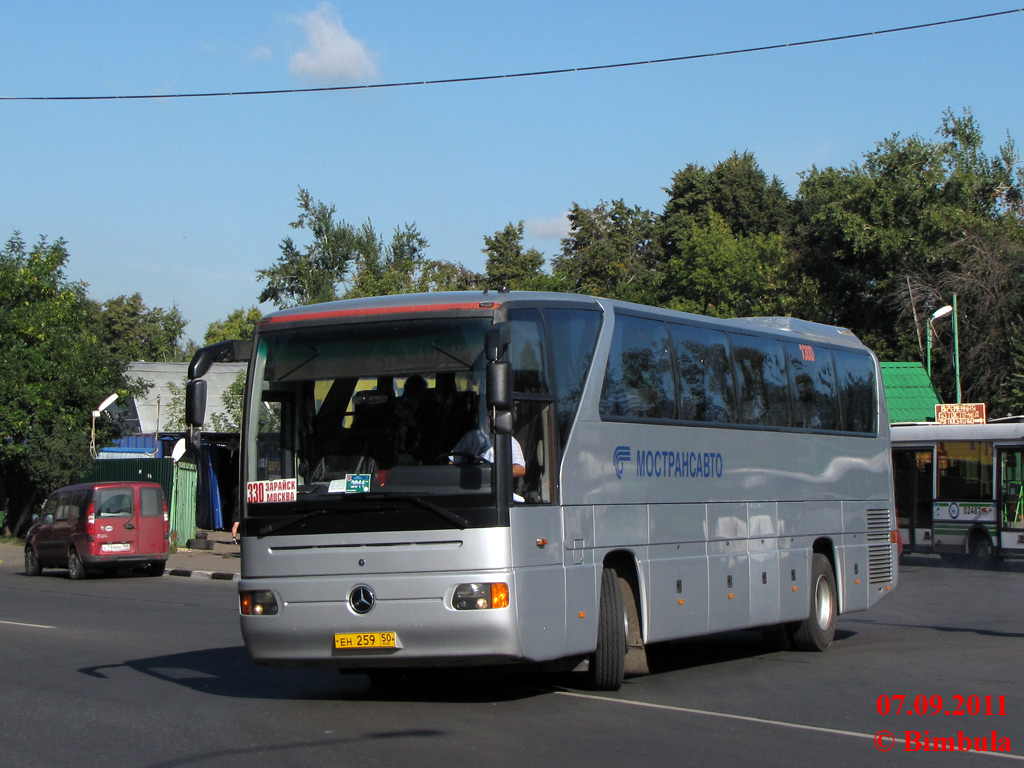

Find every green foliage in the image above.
[206,371,247,432]
[552,200,664,304]
[482,222,546,290]
[99,292,188,362]
[0,233,137,532]
[661,152,807,318]
[663,151,792,239]
[257,188,364,308]
[663,214,809,318]
[345,222,430,298]
[205,306,263,345]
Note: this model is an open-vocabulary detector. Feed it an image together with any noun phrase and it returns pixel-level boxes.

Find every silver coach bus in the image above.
[186,291,897,690]
[892,419,1024,561]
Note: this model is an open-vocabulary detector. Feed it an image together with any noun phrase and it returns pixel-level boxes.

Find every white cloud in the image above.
[289,3,378,84]
[525,213,571,241]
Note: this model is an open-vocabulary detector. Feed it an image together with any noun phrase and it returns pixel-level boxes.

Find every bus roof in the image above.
[258,290,870,350]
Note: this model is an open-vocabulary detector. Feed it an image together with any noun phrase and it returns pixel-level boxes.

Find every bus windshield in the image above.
[246,315,501,530]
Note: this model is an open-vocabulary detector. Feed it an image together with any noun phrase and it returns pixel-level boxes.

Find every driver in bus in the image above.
[450,415,527,479]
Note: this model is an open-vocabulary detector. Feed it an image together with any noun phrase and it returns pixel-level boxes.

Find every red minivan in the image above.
[24,481,170,579]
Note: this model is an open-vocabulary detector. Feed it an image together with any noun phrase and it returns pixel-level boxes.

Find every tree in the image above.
[258,189,438,305]
[205,306,263,345]
[99,292,188,362]
[793,110,1021,360]
[660,151,806,317]
[663,151,792,240]
[345,222,429,298]
[662,213,809,318]
[415,260,481,292]
[0,233,139,533]
[552,200,664,304]
[481,222,546,290]
[257,188,364,308]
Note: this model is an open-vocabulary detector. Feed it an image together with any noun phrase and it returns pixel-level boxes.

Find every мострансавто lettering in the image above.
[635,449,724,479]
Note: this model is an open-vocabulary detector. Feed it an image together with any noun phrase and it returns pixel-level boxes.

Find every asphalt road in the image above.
[1,551,1022,768]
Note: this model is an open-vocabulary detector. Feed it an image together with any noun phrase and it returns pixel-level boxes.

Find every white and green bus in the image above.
[892,420,1024,561]
[187,291,898,690]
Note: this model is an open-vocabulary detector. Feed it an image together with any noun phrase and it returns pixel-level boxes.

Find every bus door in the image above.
[893,448,934,550]
[997,446,1024,554]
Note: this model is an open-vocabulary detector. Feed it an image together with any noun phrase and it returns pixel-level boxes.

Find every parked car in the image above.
[24,481,170,579]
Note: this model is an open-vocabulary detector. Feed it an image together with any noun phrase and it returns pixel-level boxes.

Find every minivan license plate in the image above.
[101,543,131,553]
[334,632,397,650]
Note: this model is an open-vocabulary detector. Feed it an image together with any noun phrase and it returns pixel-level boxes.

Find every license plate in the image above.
[101,543,131,553]
[334,631,398,650]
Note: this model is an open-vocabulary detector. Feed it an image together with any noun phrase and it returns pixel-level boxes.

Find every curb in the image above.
[167,568,239,581]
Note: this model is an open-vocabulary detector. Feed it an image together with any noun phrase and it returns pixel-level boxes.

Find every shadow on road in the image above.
[78,644,555,703]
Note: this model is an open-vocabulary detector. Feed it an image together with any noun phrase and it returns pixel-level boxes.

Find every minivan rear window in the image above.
[95,489,134,517]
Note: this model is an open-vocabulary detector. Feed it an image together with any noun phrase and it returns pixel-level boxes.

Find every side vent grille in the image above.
[867,509,894,584]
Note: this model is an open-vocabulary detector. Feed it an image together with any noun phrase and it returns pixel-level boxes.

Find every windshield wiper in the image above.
[256,508,334,537]
[370,492,469,529]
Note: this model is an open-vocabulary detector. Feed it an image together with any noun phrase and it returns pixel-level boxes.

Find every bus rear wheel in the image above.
[792,554,836,651]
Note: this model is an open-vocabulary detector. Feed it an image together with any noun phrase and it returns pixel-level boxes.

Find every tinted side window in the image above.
[140,487,165,518]
[508,308,549,394]
[671,323,735,423]
[785,342,838,431]
[71,489,90,520]
[601,315,675,420]
[41,495,59,521]
[544,307,601,450]
[55,492,74,522]
[730,334,790,427]
[833,349,878,434]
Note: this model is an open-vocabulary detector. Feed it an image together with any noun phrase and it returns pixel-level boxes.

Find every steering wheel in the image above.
[440,451,490,466]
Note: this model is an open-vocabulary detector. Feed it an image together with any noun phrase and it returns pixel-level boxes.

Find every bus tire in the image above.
[792,554,836,651]
[590,567,626,691]
[967,531,994,564]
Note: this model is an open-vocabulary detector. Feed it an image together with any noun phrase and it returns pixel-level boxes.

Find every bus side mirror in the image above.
[491,411,513,435]
[485,323,510,363]
[185,379,208,428]
[487,361,511,410]
[486,361,513,435]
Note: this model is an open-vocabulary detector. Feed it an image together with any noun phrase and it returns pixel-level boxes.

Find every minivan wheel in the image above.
[24,547,42,576]
[147,560,166,577]
[67,549,88,580]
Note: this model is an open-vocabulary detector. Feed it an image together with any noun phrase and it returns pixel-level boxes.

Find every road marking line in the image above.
[555,691,1024,761]
[0,620,56,629]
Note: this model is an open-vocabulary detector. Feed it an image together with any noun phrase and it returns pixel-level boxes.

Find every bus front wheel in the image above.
[792,554,836,651]
[589,567,626,691]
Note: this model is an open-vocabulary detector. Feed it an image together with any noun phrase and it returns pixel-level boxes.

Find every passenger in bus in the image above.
[394,375,428,464]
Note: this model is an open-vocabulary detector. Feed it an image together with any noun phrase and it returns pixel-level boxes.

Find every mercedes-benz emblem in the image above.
[349,585,375,615]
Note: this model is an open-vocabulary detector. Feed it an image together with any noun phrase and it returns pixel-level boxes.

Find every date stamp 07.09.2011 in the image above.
[873,695,1011,755]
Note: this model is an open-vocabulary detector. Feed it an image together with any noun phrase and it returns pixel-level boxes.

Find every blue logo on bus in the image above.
[613,446,631,479]
[949,502,960,520]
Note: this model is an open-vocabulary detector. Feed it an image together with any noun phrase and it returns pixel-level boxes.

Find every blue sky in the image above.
[3,2,1023,341]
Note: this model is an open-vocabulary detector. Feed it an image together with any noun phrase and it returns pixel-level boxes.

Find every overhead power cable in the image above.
[2,8,1022,102]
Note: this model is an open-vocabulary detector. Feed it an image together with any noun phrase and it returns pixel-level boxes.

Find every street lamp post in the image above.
[925,297,961,404]
[90,393,119,458]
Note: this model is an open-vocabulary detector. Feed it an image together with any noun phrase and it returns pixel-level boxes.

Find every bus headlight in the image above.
[452,582,509,610]
[240,590,279,616]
